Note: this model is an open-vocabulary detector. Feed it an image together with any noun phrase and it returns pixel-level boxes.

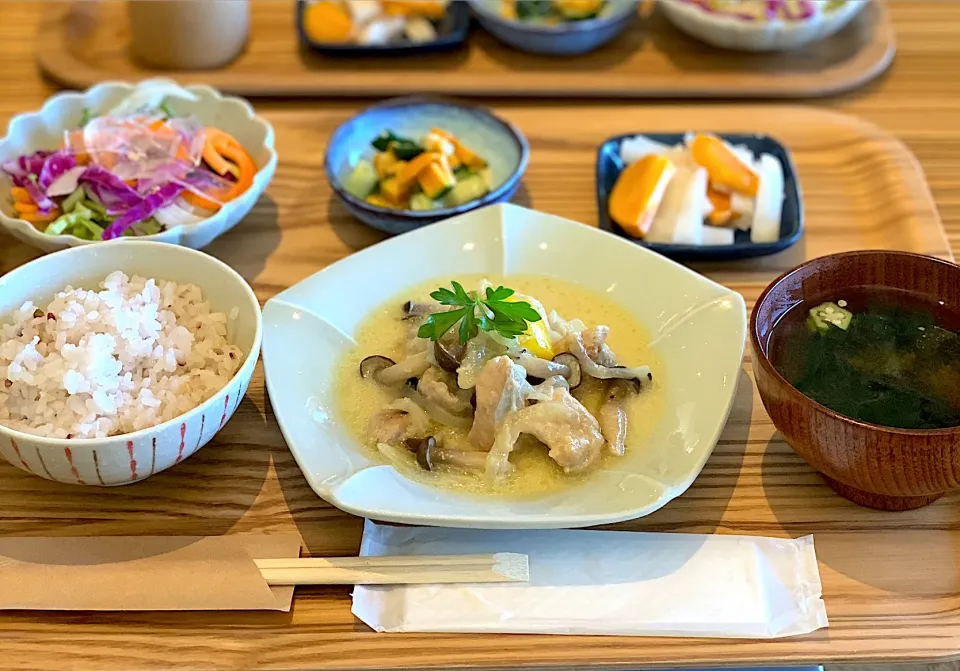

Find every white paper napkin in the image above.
[353,521,827,638]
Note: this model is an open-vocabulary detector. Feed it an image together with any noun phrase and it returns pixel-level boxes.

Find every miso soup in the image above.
[770,287,960,430]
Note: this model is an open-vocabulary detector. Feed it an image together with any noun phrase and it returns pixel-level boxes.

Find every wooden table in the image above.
[1,3,960,671]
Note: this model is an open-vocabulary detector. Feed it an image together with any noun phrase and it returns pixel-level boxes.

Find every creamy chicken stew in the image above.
[334,275,664,498]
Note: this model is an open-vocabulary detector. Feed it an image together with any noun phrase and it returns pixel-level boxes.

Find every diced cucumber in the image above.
[453,165,472,180]
[807,302,852,334]
[478,166,493,190]
[444,174,490,208]
[409,193,437,211]
[343,160,379,199]
[82,197,107,218]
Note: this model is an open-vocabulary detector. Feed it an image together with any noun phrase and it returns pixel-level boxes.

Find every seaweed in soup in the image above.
[772,289,960,430]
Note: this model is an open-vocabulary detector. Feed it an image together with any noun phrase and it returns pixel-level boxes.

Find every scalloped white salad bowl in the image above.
[658,0,868,52]
[0,78,277,253]
[262,203,747,529]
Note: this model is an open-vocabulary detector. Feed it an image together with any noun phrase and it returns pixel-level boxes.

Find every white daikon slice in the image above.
[703,225,736,245]
[751,154,785,243]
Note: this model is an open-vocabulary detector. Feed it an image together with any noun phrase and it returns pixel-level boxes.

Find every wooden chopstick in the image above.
[255,554,529,586]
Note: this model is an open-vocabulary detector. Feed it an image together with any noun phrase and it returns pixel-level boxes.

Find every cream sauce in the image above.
[333,275,664,499]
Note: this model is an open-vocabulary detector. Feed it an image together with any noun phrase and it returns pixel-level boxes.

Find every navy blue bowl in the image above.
[325,97,529,236]
[596,133,803,262]
[469,0,638,55]
[297,0,470,56]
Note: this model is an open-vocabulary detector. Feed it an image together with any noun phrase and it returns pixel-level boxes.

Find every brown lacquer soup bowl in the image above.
[751,250,960,511]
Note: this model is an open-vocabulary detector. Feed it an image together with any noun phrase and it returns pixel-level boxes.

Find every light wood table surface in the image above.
[0,3,960,671]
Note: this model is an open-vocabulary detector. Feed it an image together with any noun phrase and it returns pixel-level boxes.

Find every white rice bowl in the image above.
[0,240,261,486]
[0,272,243,439]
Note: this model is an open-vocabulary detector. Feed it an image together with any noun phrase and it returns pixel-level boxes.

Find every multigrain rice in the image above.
[0,271,243,439]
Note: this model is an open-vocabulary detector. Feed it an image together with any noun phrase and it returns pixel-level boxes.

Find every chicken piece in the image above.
[486,386,603,482]
[368,411,410,445]
[468,355,532,450]
[581,325,619,367]
[367,398,429,445]
[419,366,473,416]
[527,375,570,402]
[547,310,586,341]
[597,379,635,456]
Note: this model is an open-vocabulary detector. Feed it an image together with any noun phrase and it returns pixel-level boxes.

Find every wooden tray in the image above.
[36,0,895,99]
[0,105,955,671]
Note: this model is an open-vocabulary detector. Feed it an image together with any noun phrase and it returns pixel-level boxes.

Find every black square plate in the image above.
[596,133,803,262]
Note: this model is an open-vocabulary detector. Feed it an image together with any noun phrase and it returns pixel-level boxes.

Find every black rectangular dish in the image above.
[297,0,471,56]
[596,132,803,262]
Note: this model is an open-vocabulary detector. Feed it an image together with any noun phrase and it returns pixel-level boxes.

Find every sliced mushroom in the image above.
[434,337,466,373]
[414,436,437,470]
[516,350,568,380]
[597,379,638,456]
[407,436,486,472]
[401,300,435,320]
[551,352,582,390]
[611,369,647,391]
[359,355,396,380]
[377,351,432,386]
[566,334,651,386]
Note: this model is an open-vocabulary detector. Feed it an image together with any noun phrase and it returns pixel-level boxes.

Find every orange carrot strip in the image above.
[10,187,32,204]
[202,129,232,176]
[181,191,222,212]
[183,128,257,210]
[13,202,38,215]
[219,146,256,201]
[21,209,60,227]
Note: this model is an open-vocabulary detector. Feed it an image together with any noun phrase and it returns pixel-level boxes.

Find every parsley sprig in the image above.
[417,282,543,345]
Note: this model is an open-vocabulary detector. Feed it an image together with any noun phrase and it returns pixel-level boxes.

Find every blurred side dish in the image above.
[303,0,451,45]
[609,133,784,246]
[678,0,851,21]
[500,0,609,22]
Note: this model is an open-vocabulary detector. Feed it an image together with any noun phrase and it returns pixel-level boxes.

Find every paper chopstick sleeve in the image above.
[0,534,301,611]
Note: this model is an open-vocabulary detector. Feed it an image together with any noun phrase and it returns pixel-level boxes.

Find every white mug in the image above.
[128,0,250,70]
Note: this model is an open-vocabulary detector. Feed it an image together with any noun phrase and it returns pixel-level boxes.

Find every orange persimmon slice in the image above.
[706,185,740,227]
[303,1,353,42]
[608,154,677,239]
[689,134,759,197]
